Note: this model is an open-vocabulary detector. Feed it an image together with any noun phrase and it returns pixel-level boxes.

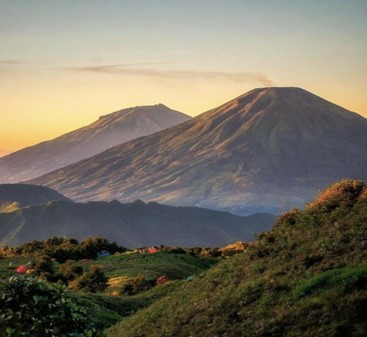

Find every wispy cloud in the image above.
[67,64,274,86]
[0,58,66,65]
[0,59,25,65]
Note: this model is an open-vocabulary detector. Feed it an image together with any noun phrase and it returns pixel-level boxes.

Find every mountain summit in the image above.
[30,87,367,214]
[0,104,190,183]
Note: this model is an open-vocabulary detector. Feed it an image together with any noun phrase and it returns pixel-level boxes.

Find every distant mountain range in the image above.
[0,104,190,182]
[29,87,367,214]
[0,184,275,247]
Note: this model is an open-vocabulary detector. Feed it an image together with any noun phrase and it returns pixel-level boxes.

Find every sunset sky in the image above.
[1,0,366,153]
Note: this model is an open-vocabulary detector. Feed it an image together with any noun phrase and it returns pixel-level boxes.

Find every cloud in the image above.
[0,60,25,64]
[67,64,274,86]
[0,58,66,65]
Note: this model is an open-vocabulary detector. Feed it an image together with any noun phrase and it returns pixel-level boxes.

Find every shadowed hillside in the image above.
[0,104,190,183]
[107,179,367,337]
[0,183,72,211]
[30,87,367,214]
[0,199,274,247]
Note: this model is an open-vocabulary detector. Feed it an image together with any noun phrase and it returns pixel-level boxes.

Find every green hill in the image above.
[0,199,274,247]
[107,179,367,337]
[0,241,217,335]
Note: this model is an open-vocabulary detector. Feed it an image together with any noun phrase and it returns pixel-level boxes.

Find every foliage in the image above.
[307,179,365,210]
[0,239,219,335]
[5,236,126,262]
[70,267,108,293]
[121,275,155,295]
[0,276,101,337]
[31,254,54,280]
[107,179,367,337]
[56,259,84,284]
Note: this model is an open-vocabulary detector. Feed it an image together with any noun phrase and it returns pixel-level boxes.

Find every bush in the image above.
[31,254,54,280]
[0,276,100,337]
[71,267,108,293]
[308,180,365,210]
[56,260,84,284]
[121,275,155,295]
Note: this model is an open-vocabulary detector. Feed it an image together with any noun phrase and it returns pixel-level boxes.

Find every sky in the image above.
[1,0,366,153]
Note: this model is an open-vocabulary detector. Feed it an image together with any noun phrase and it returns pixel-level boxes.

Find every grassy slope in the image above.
[107,180,367,337]
[77,252,216,331]
[0,250,217,332]
[96,251,217,279]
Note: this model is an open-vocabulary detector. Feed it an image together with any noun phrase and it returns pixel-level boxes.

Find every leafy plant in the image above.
[121,275,155,295]
[70,267,108,293]
[0,276,101,337]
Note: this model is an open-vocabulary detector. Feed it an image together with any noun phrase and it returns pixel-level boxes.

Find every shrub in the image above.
[0,276,100,337]
[308,180,365,210]
[31,254,54,280]
[56,260,84,284]
[121,275,155,295]
[71,267,108,293]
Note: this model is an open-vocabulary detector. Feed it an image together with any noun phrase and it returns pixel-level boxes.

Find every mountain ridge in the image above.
[0,104,190,183]
[0,198,274,247]
[29,87,367,214]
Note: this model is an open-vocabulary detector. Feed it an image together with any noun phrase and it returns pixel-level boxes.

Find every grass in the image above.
[3,179,366,337]
[106,180,367,337]
[0,248,217,333]
[0,255,31,278]
[91,251,217,280]
[295,265,367,298]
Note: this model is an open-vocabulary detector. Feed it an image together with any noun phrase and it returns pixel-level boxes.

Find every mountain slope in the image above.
[0,183,72,211]
[0,149,10,158]
[107,179,367,337]
[0,199,275,247]
[30,87,367,214]
[0,104,190,183]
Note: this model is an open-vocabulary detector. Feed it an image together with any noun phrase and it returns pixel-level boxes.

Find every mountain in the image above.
[0,104,190,183]
[107,180,367,337]
[29,87,367,214]
[0,149,10,158]
[0,199,275,247]
[0,183,72,211]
